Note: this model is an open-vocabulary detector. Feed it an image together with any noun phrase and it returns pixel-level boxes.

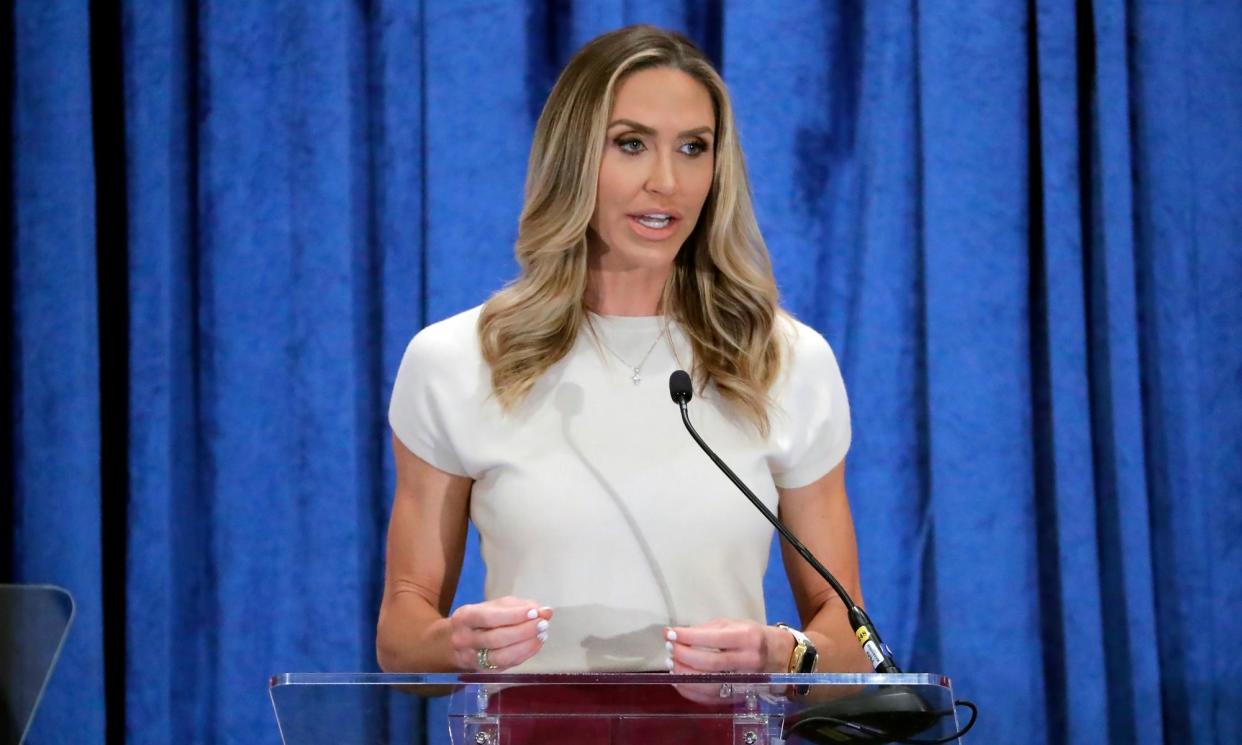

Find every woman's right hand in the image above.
[449,596,553,671]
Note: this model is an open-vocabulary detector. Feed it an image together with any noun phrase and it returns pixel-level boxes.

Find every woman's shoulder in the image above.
[402,304,484,359]
[389,305,485,475]
[774,310,838,369]
[768,310,848,406]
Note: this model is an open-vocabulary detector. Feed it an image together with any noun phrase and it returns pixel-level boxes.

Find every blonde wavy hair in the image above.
[478,25,784,435]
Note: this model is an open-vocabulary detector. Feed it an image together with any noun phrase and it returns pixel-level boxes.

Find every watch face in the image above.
[800,647,818,673]
[780,625,818,674]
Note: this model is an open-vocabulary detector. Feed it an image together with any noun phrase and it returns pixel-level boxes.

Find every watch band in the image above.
[775,623,818,674]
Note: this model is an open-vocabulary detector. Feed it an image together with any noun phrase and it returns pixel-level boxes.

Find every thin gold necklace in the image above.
[595,321,669,385]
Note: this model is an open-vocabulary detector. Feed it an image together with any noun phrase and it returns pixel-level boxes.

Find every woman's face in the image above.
[589,66,716,273]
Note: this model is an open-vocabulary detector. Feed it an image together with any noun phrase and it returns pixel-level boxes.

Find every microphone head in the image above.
[669,370,693,405]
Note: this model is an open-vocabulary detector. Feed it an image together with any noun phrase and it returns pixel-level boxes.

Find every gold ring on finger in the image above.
[477,647,498,670]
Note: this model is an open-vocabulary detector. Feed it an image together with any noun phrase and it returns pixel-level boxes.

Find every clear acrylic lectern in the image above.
[0,584,76,745]
[270,671,963,744]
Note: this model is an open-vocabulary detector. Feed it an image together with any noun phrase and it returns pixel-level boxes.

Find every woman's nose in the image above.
[644,151,677,195]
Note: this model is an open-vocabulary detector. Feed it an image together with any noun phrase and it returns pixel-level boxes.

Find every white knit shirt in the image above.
[388,305,850,672]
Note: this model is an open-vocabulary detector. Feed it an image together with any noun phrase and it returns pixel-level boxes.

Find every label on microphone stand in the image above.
[862,640,885,668]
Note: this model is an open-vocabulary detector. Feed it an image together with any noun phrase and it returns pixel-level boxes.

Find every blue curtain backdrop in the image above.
[5,1,1241,743]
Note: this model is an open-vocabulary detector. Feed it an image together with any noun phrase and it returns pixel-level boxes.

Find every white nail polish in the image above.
[664,640,674,653]
[539,606,553,613]
[666,630,677,642]
[664,656,674,671]
[537,619,549,633]
[526,608,538,620]
[537,631,549,643]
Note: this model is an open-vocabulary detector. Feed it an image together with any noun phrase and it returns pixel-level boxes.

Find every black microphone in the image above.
[667,369,901,674]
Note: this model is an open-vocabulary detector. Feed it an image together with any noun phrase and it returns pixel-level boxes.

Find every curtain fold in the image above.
[11,2,106,742]
[1128,2,1241,741]
[7,2,1241,744]
[1029,3,1109,742]
[123,2,207,742]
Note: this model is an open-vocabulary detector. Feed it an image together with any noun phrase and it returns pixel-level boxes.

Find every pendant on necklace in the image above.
[632,368,642,385]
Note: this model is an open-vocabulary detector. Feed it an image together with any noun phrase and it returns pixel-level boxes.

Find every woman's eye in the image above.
[616,137,645,154]
[680,140,708,156]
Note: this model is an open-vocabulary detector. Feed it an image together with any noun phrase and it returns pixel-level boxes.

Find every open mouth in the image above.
[629,213,679,236]
[635,214,672,229]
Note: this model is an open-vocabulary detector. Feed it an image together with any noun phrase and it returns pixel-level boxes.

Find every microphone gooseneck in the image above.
[667,370,901,674]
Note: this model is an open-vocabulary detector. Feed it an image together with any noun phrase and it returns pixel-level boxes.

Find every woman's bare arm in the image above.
[777,459,874,673]
[376,435,552,672]
[376,435,473,671]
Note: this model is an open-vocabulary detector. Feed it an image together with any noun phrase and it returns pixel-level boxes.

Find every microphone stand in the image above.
[668,370,899,673]
[666,370,978,744]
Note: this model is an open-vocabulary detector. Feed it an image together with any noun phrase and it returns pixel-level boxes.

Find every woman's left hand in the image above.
[665,618,791,674]
[664,618,793,705]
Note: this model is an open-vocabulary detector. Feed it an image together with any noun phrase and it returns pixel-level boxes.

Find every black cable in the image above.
[785,699,978,745]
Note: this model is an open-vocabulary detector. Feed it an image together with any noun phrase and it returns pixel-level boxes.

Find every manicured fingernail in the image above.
[537,631,549,643]
[664,656,674,671]
[537,619,549,633]
[664,640,674,653]
[527,608,538,620]
[539,606,553,613]
[666,629,677,641]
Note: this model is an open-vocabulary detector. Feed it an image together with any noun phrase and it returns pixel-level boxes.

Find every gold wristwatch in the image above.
[775,623,818,673]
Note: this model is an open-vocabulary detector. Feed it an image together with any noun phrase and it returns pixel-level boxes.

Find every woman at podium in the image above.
[377,24,872,685]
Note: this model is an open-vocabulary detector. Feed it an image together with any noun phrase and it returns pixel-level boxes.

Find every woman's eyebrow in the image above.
[607,119,714,138]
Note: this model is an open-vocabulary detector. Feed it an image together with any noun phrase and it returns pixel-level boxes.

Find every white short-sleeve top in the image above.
[388,305,851,672]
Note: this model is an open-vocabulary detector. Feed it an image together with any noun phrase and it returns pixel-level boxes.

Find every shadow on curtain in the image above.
[5,1,1240,744]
